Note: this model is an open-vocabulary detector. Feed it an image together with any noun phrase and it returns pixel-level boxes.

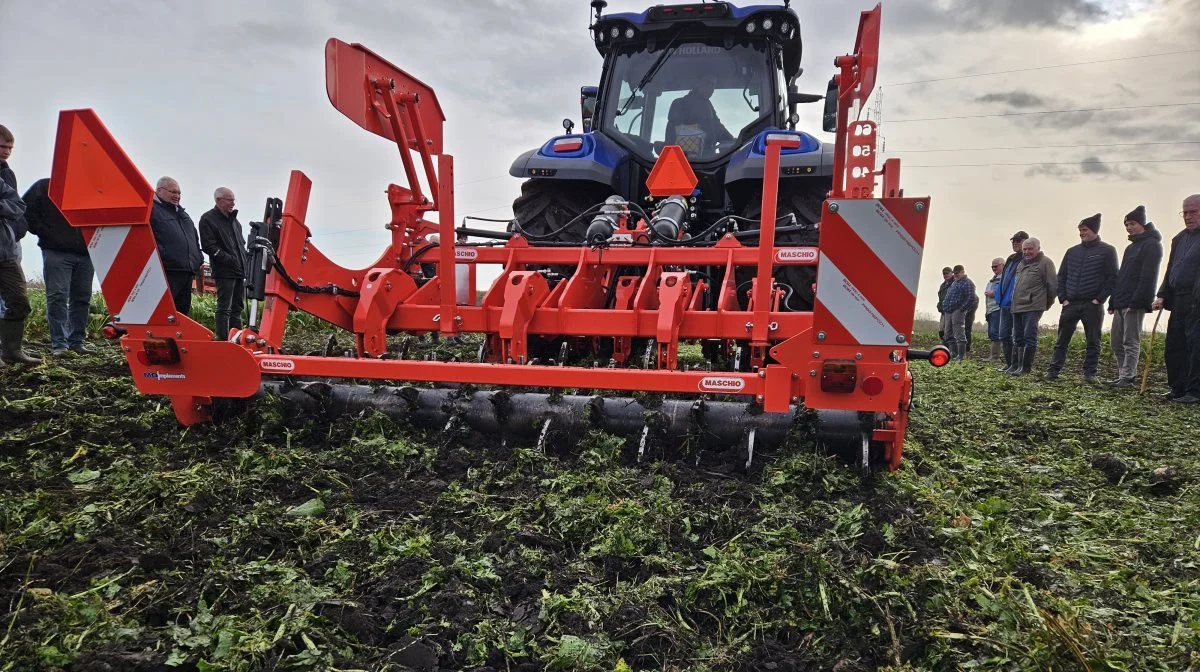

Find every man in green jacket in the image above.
[1009,237,1057,376]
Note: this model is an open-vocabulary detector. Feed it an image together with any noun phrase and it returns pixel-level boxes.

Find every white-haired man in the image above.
[1009,237,1057,376]
[198,187,248,339]
[1152,194,1200,403]
[983,256,1005,361]
[149,176,202,316]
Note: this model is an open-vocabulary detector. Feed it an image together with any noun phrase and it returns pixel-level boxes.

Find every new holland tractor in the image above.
[510,0,830,315]
[48,2,947,474]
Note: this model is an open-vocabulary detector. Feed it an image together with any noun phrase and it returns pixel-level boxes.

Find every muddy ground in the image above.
[1,318,1197,671]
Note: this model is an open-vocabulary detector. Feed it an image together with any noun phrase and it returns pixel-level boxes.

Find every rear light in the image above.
[552,138,584,153]
[820,359,856,393]
[136,338,181,366]
[861,376,884,396]
[929,347,951,368]
[101,322,126,340]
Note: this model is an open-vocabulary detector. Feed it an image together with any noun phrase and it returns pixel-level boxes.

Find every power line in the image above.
[886,48,1200,87]
[904,158,1200,168]
[888,140,1200,153]
[889,101,1200,123]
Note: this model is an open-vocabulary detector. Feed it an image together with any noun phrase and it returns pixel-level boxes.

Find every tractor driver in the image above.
[665,72,735,155]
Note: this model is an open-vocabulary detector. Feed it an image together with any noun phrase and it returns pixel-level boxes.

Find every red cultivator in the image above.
[49,4,944,472]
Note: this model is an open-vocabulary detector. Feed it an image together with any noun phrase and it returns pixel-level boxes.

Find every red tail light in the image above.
[101,322,126,340]
[136,338,181,365]
[820,359,857,393]
[929,347,951,368]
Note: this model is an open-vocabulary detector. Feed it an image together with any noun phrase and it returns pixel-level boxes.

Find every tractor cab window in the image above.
[602,39,773,163]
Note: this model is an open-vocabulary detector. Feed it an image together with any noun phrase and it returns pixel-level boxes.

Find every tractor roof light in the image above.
[745,21,756,33]
[762,18,774,31]
[624,27,635,38]
[820,359,856,394]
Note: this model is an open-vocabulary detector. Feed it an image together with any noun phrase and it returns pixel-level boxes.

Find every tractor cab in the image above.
[592,2,802,167]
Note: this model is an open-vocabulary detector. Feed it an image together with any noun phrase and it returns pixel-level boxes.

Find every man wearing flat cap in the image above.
[996,231,1029,373]
[1046,213,1119,383]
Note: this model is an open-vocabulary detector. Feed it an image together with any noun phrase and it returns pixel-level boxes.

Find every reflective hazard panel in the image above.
[813,198,930,346]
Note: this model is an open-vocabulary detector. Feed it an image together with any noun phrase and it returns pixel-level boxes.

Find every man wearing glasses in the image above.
[1152,195,1200,403]
[150,177,202,317]
[198,188,248,340]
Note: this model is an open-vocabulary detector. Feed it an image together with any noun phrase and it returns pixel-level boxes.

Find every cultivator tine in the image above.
[744,428,757,471]
[537,418,553,454]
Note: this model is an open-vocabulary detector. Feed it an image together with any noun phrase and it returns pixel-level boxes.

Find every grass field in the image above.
[0,293,1196,671]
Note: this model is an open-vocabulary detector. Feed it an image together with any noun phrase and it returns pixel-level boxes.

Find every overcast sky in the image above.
[2,0,1197,322]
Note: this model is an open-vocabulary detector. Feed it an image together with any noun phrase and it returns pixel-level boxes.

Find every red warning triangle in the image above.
[645,145,698,197]
[49,110,154,227]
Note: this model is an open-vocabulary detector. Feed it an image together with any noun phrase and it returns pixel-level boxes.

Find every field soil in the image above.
[1,314,1197,671]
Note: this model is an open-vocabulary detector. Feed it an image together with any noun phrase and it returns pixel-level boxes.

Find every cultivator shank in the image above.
[50,4,940,471]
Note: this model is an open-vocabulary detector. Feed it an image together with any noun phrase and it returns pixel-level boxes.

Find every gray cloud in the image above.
[882,0,1112,32]
[1027,156,1148,182]
[975,91,1051,109]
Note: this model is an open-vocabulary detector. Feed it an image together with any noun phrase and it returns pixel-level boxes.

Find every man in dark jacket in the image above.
[25,178,95,356]
[997,231,1029,372]
[935,267,954,346]
[1152,194,1200,403]
[1046,213,1119,383]
[150,176,202,317]
[1106,206,1163,387]
[198,187,248,339]
[0,124,39,366]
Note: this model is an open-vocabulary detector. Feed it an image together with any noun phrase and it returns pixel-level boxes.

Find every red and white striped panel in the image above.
[86,225,175,326]
[813,198,928,346]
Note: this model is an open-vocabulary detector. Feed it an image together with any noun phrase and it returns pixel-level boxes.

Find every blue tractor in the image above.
[509,0,833,310]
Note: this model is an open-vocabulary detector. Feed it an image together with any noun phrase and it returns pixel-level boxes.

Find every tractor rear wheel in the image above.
[738,178,827,311]
[510,179,612,243]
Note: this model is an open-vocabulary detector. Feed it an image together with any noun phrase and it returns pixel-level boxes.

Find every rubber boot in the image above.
[1018,346,1037,376]
[0,319,42,365]
[1008,347,1026,375]
[999,343,1014,373]
[986,342,1001,362]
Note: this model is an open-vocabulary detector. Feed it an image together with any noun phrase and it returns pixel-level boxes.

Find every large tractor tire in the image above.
[738,178,828,311]
[510,179,612,243]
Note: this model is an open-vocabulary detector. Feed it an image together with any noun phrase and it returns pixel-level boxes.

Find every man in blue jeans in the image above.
[1010,237,1057,376]
[24,178,95,356]
[996,230,1029,372]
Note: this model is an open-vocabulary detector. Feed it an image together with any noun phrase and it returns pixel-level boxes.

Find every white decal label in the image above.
[699,376,747,393]
[455,248,478,261]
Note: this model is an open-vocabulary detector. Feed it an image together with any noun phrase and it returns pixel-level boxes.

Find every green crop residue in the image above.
[1,299,1197,670]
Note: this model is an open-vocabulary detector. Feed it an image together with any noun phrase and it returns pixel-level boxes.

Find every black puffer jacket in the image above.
[1109,224,1163,311]
[149,199,202,273]
[1057,238,1119,303]
[23,178,88,255]
[198,207,248,279]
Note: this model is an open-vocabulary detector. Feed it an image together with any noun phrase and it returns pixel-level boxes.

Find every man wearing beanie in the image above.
[1045,213,1119,383]
[1107,206,1162,387]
